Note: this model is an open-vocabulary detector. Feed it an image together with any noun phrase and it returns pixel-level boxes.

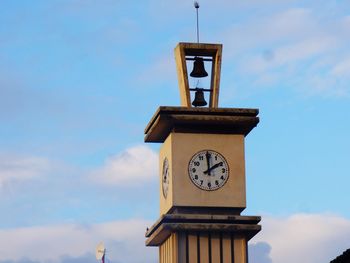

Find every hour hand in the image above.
[203,162,223,174]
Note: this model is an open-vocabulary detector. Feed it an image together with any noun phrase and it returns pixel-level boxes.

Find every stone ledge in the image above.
[145,106,259,143]
[145,213,261,246]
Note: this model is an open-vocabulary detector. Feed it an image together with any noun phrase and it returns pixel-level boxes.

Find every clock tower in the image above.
[145,42,261,263]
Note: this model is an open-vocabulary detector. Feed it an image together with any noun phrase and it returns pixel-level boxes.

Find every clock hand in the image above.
[203,162,223,174]
[163,167,168,182]
[205,151,211,176]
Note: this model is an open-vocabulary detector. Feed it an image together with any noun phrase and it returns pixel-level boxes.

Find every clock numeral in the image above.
[199,155,204,160]
[200,180,203,185]
[194,174,198,180]
[215,180,219,185]
[222,168,226,173]
[192,168,196,173]
[194,161,200,166]
[207,182,211,188]
[220,175,225,180]
[215,155,218,161]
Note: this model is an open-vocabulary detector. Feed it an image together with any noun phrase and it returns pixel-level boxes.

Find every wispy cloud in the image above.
[252,213,350,263]
[0,219,156,263]
[137,4,350,99]
[136,54,177,87]
[0,154,50,188]
[90,145,158,186]
[217,6,350,98]
[331,57,350,77]
[0,213,349,263]
[0,146,158,228]
[242,35,336,74]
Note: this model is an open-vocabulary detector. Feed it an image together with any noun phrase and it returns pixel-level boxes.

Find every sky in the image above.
[0,0,350,262]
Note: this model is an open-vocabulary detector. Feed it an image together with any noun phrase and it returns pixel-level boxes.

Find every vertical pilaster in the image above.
[222,234,232,263]
[159,233,178,263]
[188,233,198,263]
[233,236,247,263]
[199,233,209,263]
[159,231,250,263]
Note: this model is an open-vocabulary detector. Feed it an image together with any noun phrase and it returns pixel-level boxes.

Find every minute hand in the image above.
[203,162,223,174]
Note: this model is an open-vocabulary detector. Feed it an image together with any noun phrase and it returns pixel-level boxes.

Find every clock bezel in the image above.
[188,149,230,191]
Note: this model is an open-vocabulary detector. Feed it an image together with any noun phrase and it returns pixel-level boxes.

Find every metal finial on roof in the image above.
[194,2,200,43]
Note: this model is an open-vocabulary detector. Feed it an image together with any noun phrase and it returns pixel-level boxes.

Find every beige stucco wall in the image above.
[159,132,246,215]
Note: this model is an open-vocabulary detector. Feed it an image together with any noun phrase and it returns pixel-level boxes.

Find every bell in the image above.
[190,57,208,78]
[192,89,207,107]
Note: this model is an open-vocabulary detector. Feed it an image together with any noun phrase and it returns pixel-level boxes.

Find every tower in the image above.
[144,42,261,263]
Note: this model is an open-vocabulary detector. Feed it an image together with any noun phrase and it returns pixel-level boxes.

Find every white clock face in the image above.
[162,157,170,198]
[188,150,229,191]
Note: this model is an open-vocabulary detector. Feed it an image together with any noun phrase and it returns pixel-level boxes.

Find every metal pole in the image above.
[194,2,199,43]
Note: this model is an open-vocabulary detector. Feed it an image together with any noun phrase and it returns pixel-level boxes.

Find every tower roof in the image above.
[144,106,259,143]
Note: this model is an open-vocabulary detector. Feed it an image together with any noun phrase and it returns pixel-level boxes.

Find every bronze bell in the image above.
[190,57,208,78]
[192,89,207,107]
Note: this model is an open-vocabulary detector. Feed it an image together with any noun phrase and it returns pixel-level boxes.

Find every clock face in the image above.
[188,150,229,191]
[162,157,170,198]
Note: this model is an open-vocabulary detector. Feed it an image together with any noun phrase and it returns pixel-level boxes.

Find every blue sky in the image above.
[1,1,350,263]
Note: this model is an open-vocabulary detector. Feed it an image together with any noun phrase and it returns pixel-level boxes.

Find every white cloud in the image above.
[220,8,317,57]
[127,4,350,99]
[231,7,337,73]
[249,242,273,263]
[137,54,177,86]
[243,35,336,74]
[331,57,350,77]
[252,213,350,263]
[1,213,349,263]
[0,154,50,188]
[90,145,158,186]
[0,219,157,263]
[217,6,350,97]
